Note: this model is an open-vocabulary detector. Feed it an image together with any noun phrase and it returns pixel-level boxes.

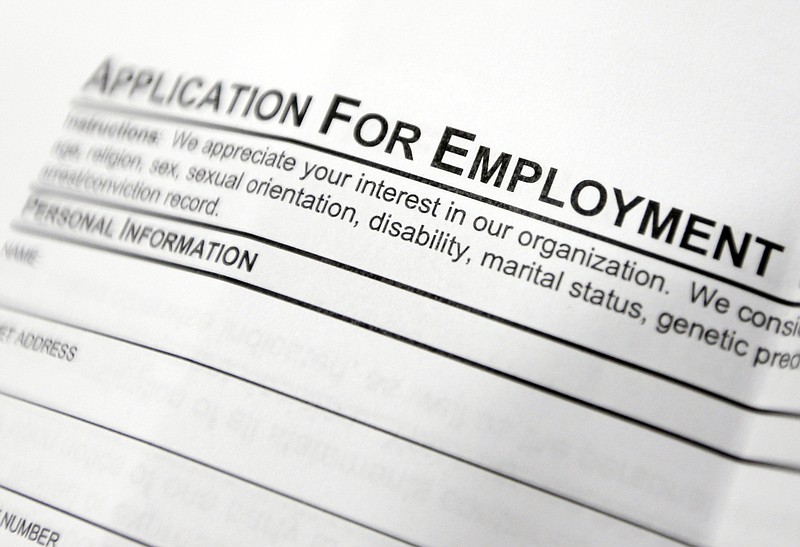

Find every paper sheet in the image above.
[1,2,798,545]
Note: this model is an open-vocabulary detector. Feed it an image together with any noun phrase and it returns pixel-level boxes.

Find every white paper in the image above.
[1,2,798,545]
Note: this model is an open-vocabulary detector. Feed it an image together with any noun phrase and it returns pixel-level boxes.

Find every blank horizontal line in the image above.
[0,389,418,546]
[69,97,799,308]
